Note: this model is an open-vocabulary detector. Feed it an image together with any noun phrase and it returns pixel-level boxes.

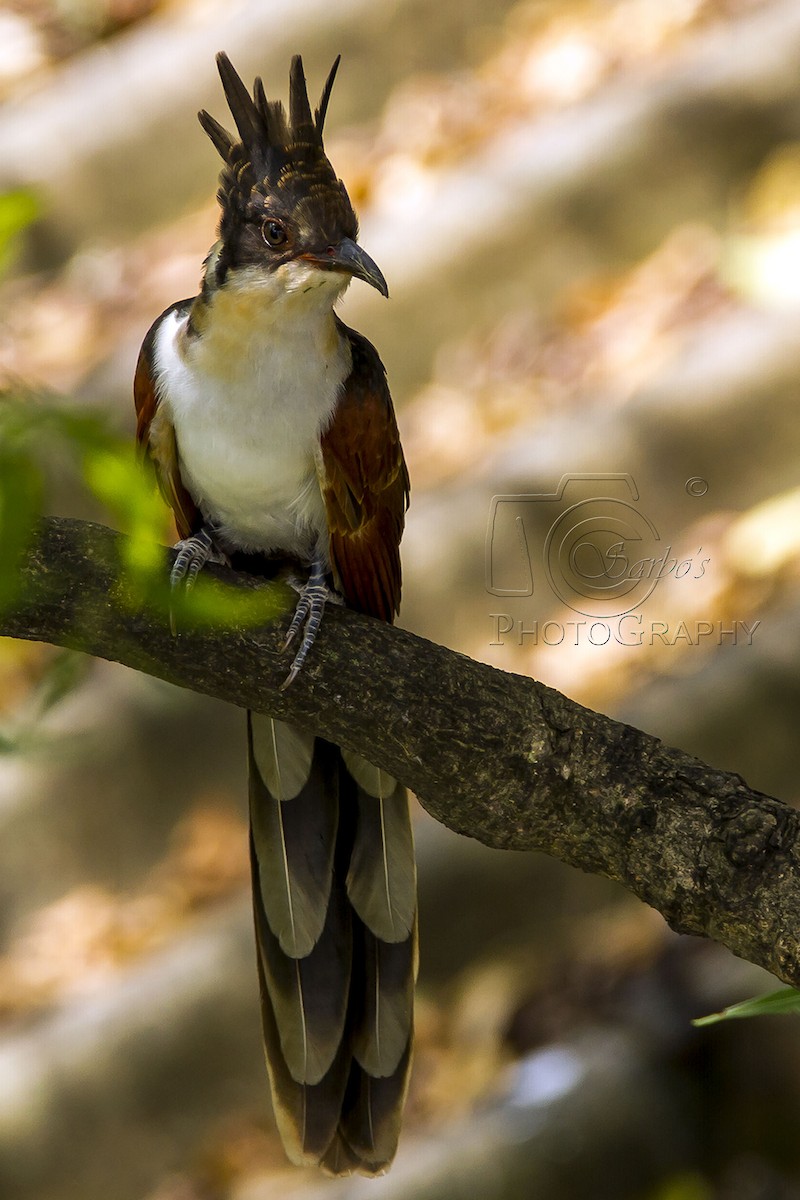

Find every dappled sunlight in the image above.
[0,803,248,1017]
[3,0,800,1195]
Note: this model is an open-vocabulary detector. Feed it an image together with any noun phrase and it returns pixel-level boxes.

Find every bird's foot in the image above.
[281,562,339,689]
[169,528,228,632]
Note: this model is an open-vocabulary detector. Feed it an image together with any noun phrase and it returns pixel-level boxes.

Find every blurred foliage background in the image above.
[3,1,800,1197]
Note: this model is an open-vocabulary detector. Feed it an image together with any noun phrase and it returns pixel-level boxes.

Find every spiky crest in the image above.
[197,52,341,168]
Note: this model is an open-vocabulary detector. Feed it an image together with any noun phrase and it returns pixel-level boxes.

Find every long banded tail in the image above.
[247,711,417,1175]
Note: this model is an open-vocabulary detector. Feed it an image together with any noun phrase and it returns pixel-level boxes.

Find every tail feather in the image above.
[352,925,416,1078]
[319,1131,362,1177]
[248,712,416,1175]
[343,752,416,944]
[248,714,337,957]
[340,1040,414,1172]
[255,950,351,1165]
[252,837,351,1084]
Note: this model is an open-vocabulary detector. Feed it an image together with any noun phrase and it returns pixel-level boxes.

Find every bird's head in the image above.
[199,53,387,302]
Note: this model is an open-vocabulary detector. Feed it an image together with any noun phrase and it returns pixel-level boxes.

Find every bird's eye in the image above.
[262,219,288,248]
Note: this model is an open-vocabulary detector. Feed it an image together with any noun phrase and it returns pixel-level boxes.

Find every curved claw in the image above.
[169,529,226,633]
[171,531,215,590]
[281,567,333,688]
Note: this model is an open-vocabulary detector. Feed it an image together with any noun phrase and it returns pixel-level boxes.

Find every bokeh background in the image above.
[3,1,800,1197]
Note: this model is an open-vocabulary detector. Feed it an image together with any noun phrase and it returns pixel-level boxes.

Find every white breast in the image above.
[153,266,351,560]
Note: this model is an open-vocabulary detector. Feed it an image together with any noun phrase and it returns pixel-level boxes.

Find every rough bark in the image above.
[4,517,800,988]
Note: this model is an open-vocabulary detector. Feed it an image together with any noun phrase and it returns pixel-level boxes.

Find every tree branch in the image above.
[4,517,800,988]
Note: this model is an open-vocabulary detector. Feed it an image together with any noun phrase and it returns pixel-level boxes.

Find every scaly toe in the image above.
[170,530,216,591]
[281,570,332,686]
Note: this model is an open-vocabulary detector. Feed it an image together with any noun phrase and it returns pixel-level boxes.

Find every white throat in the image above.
[153,262,352,560]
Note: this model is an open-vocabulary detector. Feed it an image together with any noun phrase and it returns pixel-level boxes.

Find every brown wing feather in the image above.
[319,326,409,624]
[134,302,200,541]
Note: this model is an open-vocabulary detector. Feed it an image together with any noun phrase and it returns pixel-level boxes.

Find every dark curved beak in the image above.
[312,237,389,298]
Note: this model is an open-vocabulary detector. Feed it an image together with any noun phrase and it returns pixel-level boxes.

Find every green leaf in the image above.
[0,452,44,611]
[0,189,40,273]
[0,729,23,755]
[648,1170,711,1200]
[0,650,90,756]
[82,443,169,596]
[168,572,290,631]
[693,987,800,1026]
[32,650,89,717]
[0,392,288,642]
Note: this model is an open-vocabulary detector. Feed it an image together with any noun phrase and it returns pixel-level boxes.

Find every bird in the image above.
[133,52,415,1175]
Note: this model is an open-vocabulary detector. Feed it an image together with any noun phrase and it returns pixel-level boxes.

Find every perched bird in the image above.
[134,53,414,1175]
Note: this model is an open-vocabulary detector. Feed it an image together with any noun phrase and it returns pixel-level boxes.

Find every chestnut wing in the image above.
[134,301,199,541]
[319,327,409,623]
